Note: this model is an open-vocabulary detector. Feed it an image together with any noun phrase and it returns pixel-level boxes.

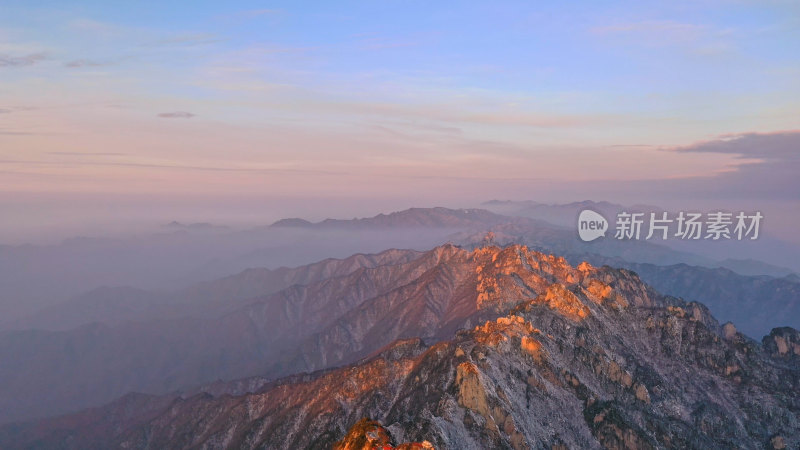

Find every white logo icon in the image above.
[578,210,608,242]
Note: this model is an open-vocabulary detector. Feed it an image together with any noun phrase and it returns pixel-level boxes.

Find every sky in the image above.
[1,0,799,243]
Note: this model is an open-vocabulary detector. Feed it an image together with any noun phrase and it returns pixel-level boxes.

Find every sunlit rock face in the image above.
[333,418,434,450]
[1,244,798,449]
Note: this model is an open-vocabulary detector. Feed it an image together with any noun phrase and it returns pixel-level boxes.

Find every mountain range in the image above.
[2,207,799,429]
[0,247,427,423]
[269,207,514,229]
[568,255,800,339]
[481,200,800,276]
[1,244,797,449]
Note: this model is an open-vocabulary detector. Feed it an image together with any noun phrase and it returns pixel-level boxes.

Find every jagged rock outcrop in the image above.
[561,256,800,339]
[763,327,800,364]
[3,244,798,449]
[333,418,434,449]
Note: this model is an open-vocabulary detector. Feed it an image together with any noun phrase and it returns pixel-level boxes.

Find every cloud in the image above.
[64,59,110,68]
[649,130,800,200]
[0,52,48,67]
[0,158,342,175]
[47,152,125,156]
[592,20,706,37]
[157,111,196,119]
[0,130,38,136]
[666,130,800,161]
[150,33,222,47]
[540,130,800,208]
[590,20,734,55]
[69,18,121,35]
[241,9,280,18]
[213,8,283,26]
[306,99,606,129]
[357,36,420,51]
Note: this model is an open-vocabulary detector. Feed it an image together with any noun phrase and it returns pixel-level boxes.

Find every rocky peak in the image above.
[333,418,434,450]
[763,327,800,362]
[467,244,664,322]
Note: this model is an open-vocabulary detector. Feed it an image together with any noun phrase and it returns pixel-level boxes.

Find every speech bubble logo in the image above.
[577,209,608,242]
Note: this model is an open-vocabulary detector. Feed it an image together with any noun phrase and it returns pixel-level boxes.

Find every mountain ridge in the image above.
[269,207,515,229]
[0,243,600,425]
[2,244,797,448]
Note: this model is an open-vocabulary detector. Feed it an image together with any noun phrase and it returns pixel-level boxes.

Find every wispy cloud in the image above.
[150,33,223,47]
[0,129,39,136]
[393,121,463,135]
[0,52,48,67]
[47,151,125,156]
[0,159,343,175]
[69,18,122,35]
[64,59,111,68]
[323,100,606,128]
[351,31,440,51]
[590,19,735,55]
[356,36,420,51]
[157,111,196,118]
[216,8,284,25]
[592,20,707,37]
[241,9,280,18]
[607,144,656,148]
